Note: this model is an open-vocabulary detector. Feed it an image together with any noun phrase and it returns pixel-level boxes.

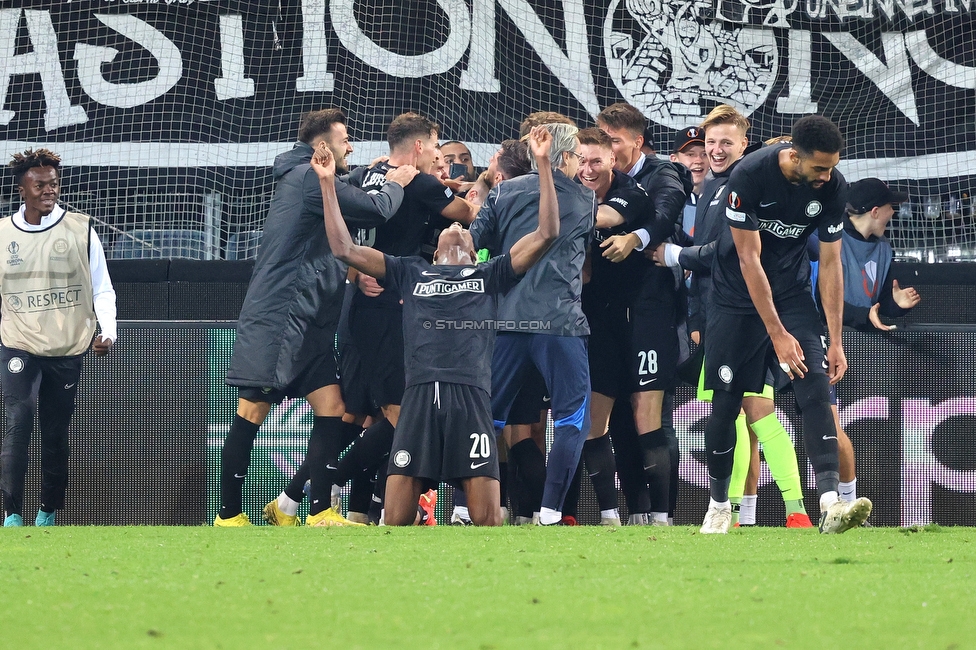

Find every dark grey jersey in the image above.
[381,254,519,392]
[712,143,847,313]
[469,170,596,336]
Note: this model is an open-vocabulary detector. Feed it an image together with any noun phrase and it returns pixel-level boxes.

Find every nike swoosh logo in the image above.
[64,383,76,389]
[639,378,656,386]
[325,465,338,470]
[760,201,776,207]
[642,465,656,471]
[470,461,489,470]
[542,396,551,402]
[712,446,735,455]
[233,473,246,479]
[822,435,838,440]
[421,271,438,276]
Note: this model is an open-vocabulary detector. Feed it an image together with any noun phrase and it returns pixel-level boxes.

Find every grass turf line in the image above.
[1,525,974,649]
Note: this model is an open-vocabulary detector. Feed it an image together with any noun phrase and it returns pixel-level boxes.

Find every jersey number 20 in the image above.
[469,433,492,459]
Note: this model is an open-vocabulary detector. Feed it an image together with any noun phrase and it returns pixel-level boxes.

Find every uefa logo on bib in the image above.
[393,450,411,468]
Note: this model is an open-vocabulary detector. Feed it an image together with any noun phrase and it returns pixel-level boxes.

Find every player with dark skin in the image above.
[18,165,111,356]
[2,149,117,528]
[312,126,560,526]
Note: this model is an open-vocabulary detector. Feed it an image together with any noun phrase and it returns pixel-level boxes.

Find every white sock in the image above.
[739,494,757,525]
[453,506,470,520]
[839,479,857,502]
[650,511,668,523]
[500,506,509,522]
[600,508,619,520]
[277,493,299,516]
[708,498,731,510]
[820,490,839,512]
[538,507,561,525]
[378,508,386,526]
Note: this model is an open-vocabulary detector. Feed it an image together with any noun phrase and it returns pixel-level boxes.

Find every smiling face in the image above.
[577,143,615,197]
[791,148,841,189]
[323,122,354,174]
[670,143,707,187]
[19,166,60,223]
[704,123,748,175]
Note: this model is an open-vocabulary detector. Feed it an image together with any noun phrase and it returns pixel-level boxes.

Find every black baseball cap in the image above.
[847,178,909,214]
[672,126,705,153]
[642,128,656,151]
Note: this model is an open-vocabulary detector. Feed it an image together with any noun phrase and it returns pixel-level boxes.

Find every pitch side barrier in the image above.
[104,260,976,325]
[4,322,974,527]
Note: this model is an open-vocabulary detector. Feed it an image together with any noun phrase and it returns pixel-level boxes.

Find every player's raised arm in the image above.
[509,125,560,275]
[311,143,388,279]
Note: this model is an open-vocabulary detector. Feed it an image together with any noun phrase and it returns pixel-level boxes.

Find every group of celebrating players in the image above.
[214,98,920,534]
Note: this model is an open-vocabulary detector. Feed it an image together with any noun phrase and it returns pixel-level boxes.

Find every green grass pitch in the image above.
[2,525,974,649]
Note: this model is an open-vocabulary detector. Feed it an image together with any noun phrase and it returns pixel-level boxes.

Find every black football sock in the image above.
[308,416,345,516]
[284,457,310,503]
[498,461,509,511]
[662,391,680,517]
[584,435,618,511]
[794,373,840,494]
[703,390,742,503]
[509,439,546,518]
[335,418,395,486]
[609,401,651,515]
[348,476,373,515]
[340,420,363,450]
[638,428,670,512]
[219,415,261,519]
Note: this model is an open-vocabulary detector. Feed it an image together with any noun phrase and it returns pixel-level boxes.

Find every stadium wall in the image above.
[107,260,976,323]
[8,322,975,527]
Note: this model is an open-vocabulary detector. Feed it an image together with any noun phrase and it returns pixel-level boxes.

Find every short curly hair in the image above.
[791,115,844,157]
[9,148,62,187]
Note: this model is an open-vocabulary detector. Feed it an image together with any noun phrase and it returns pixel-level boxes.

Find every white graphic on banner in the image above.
[604,0,777,128]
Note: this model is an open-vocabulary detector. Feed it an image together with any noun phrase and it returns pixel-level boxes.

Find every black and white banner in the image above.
[1,1,975,184]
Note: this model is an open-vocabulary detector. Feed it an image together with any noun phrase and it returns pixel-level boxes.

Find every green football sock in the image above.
[750,412,805,513]
[728,414,750,526]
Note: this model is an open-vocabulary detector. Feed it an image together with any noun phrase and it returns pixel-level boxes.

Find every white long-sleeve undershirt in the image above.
[11,204,118,342]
